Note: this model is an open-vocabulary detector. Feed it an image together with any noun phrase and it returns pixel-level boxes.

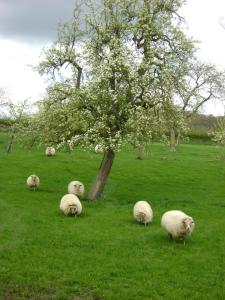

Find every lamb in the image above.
[133,201,153,225]
[45,146,56,156]
[95,144,104,154]
[60,194,82,216]
[26,175,40,190]
[161,210,195,241]
[68,180,85,197]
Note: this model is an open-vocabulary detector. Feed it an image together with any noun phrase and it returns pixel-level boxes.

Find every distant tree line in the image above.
[0,112,220,143]
[187,113,219,143]
[0,117,14,131]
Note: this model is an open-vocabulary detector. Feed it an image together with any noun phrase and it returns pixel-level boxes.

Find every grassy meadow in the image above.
[0,133,225,299]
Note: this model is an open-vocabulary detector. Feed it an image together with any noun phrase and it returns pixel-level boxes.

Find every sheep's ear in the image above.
[182,218,188,228]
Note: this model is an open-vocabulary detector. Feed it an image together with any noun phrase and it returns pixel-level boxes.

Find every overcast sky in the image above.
[0,0,225,115]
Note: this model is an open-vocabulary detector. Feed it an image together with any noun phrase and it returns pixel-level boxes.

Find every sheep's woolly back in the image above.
[95,144,104,154]
[60,194,82,216]
[133,201,153,225]
[68,180,85,197]
[161,210,195,239]
[45,147,56,156]
[26,175,40,189]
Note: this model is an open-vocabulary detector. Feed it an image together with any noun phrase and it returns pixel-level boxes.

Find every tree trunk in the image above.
[87,149,115,201]
[169,128,176,152]
[136,144,144,160]
[6,134,14,154]
[176,131,181,147]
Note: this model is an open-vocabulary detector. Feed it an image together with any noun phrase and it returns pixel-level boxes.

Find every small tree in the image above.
[1,99,30,153]
[159,100,187,151]
[0,87,7,103]
[168,61,225,150]
[29,0,195,200]
[212,116,225,145]
[0,87,9,116]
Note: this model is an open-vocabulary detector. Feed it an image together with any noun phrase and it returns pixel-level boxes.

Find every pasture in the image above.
[0,134,225,299]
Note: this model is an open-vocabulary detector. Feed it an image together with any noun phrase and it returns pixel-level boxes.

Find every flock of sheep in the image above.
[26,146,195,243]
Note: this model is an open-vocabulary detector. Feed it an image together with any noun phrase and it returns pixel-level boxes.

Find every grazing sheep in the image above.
[133,201,153,225]
[68,181,85,197]
[26,175,40,190]
[161,210,195,241]
[95,144,104,154]
[60,194,82,216]
[45,146,56,156]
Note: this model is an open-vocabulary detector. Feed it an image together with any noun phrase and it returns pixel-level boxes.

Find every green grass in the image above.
[0,133,225,299]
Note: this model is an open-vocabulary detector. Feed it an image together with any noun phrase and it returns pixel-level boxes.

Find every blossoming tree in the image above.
[30,0,195,200]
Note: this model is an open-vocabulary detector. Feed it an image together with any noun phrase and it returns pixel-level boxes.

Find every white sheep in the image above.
[60,194,82,216]
[26,175,40,190]
[68,180,85,197]
[133,201,153,225]
[161,210,195,241]
[95,144,104,154]
[45,146,56,156]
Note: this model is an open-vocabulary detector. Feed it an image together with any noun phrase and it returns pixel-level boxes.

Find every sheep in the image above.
[45,146,56,156]
[161,210,195,242]
[133,201,153,225]
[95,144,104,154]
[68,180,85,197]
[26,175,40,190]
[60,194,82,216]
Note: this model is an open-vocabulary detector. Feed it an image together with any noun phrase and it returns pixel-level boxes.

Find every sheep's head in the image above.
[74,183,82,191]
[67,204,78,216]
[46,147,55,156]
[31,176,37,184]
[182,217,195,235]
[138,212,146,224]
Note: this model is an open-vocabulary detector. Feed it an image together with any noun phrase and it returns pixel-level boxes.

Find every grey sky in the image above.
[0,0,77,42]
[0,0,225,115]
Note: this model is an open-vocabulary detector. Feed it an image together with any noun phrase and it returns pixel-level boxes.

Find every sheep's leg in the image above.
[179,236,185,245]
[168,233,173,240]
